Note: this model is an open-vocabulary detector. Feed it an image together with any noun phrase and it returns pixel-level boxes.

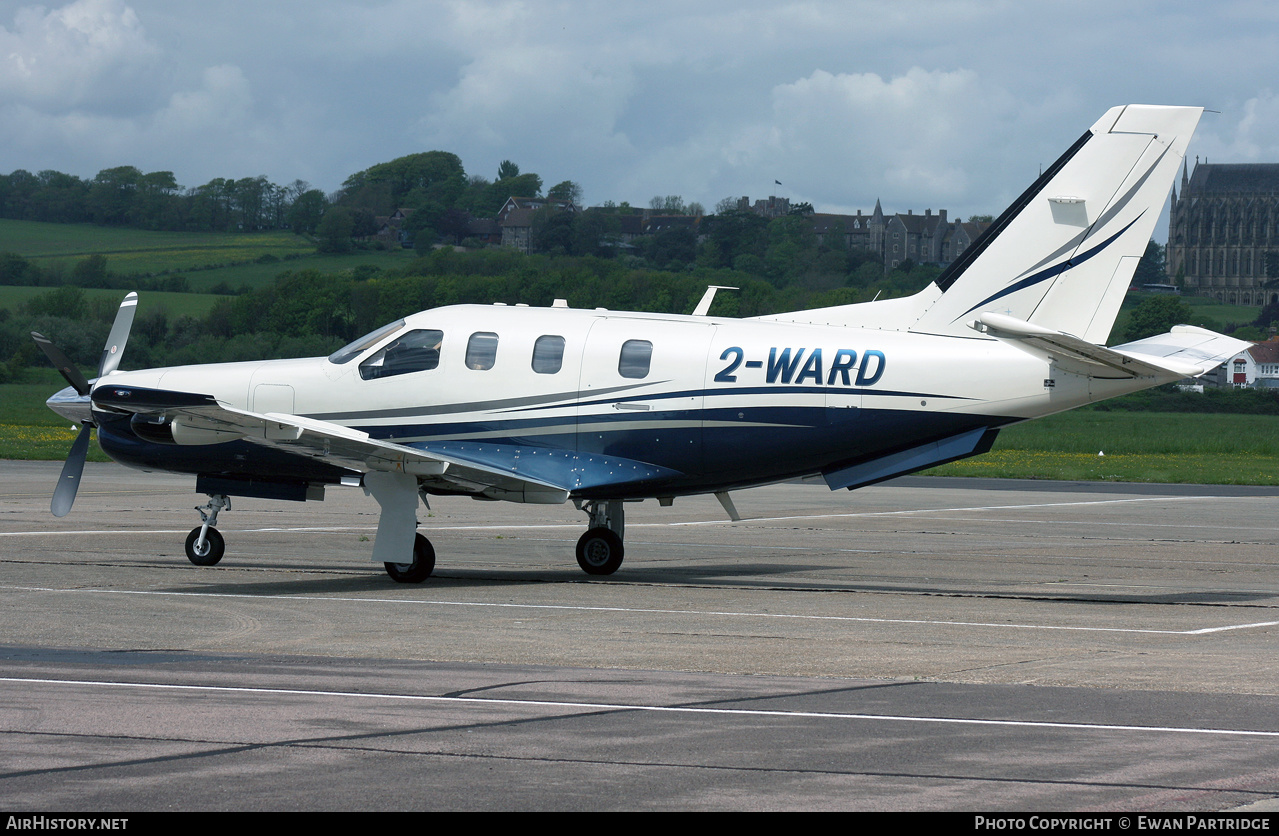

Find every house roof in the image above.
[500,207,536,228]
[808,213,857,234]
[1247,340,1279,364]
[890,212,945,235]
[644,215,700,233]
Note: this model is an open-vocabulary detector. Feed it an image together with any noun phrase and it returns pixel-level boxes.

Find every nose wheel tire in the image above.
[576,527,624,576]
[385,533,436,583]
[185,527,225,566]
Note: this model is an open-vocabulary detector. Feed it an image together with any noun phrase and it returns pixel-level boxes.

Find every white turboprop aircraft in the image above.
[35,104,1247,582]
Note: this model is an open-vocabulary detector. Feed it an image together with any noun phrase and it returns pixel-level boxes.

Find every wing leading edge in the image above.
[92,385,572,504]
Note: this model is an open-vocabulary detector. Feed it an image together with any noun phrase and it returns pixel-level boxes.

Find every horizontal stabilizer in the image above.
[1111,325,1252,372]
[972,312,1238,379]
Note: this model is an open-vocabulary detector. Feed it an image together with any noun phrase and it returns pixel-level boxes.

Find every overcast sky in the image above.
[3,0,1277,235]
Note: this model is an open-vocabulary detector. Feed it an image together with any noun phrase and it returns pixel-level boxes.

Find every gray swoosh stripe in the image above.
[306,382,657,421]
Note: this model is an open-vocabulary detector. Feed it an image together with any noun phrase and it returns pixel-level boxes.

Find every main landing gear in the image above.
[575,499,625,576]
[384,533,436,583]
[185,494,229,566]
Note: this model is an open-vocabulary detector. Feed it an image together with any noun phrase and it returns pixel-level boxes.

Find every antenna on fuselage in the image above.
[692,285,739,316]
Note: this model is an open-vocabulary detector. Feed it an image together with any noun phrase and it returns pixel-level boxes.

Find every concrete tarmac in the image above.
[3,460,1279,811]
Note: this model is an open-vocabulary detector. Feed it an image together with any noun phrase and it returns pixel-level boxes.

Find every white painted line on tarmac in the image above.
[0,495,1235,539]
[676,495,1216,526]
[1,584,1272,636]
[3,675,1278,738]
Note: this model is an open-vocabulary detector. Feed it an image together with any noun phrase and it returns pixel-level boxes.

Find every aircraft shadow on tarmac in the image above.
[156,563,1278,606]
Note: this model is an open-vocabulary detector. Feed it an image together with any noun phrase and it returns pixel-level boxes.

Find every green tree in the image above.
[650,195,687,213]
[26,285,86,318]
[531,208,575,254]
[343,151,466,211]
[287,189,329,235]
[30,170,89,223]
[570,209,621,257]
[71,255,109,288]
[700,210,768,269]
[88,166,143,225]
[316,207,355,253]
[497,160,520,180]
[547,180,583,205]
[1132,240,1167,286]
[1124,295,1194,342]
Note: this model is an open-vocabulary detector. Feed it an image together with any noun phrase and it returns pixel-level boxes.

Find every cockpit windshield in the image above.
[359,329,444,380]
[328,319,406,365]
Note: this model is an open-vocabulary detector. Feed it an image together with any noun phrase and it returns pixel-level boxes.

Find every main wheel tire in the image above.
[385,533,435,583]
[576,527,624,576]
[185,527,225,566]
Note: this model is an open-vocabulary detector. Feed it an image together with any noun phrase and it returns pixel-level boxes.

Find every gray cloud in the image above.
[3,0,1276,231]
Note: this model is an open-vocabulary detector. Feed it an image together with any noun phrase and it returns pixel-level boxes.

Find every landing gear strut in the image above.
[186,494,229,566]
[575,499,625,575]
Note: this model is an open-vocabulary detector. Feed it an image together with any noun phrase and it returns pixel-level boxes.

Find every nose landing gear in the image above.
[185,494,230,566]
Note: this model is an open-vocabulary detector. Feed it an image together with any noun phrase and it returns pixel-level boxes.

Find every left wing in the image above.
[92,385,571,503]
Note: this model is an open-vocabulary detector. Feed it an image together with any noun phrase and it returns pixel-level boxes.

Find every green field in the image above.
[1182,294,1265,326]
[179,248,419,291]
[925,411,1279,484]
[0,218,424,291]
[0,219,314,277]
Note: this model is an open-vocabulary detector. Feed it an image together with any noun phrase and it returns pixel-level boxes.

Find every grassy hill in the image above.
[0,217,418,293]
[0,219,314,276]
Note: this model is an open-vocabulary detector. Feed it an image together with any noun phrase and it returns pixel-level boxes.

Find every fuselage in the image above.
[85,302,1167,499]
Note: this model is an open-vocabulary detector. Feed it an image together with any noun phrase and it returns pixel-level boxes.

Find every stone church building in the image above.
[1167,160,1279,305]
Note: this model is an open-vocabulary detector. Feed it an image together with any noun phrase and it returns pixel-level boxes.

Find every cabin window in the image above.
[466,332,499,370]
[532,335,565,374]
[358,329,443,380]
[618,340,652,379]
[329,319,405,365]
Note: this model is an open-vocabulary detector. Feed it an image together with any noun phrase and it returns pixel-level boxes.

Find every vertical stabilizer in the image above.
[911,105,1201,342]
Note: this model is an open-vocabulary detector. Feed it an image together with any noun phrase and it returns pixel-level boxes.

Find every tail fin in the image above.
[911,105,1201,342]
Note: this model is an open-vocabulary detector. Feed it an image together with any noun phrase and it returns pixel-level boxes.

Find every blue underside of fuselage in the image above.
[96,404,1015,499]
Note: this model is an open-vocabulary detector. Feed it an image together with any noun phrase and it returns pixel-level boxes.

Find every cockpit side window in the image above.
[618,339,653,379]
[532,335,565,374]
[329,319,405,365]
[358,329,443,380]
[466,332,499,370]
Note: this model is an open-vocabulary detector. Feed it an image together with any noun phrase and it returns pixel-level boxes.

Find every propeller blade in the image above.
[51,424,91,517]
[98,291,137,378]
[30,332,90,396]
